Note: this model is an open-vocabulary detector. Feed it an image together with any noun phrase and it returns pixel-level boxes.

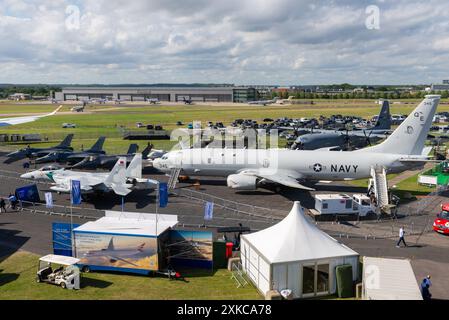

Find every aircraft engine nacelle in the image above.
[227,174,258,191]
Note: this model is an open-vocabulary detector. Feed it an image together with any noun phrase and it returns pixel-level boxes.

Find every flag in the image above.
[159,183,168,208]
[45,192,53,209]
[204,202,214,221]
[71,180,82,205]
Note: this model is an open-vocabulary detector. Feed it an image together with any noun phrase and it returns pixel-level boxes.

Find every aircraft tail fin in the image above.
[141,143,153,159]
[105,157,127,185]
[127,144,139,155]
[56,134,74,148]
[88,136,106,153]
[357,95,440,155]
[373,100,391,130]
[107,238,114,251]
[126,153,142,179]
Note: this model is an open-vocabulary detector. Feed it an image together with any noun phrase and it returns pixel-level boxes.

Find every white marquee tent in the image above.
[241,202,359,299]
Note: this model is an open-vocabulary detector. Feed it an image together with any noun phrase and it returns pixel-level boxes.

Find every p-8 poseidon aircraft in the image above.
[153,95,441,191]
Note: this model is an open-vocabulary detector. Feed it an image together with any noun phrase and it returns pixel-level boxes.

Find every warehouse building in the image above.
[55,86,260,103]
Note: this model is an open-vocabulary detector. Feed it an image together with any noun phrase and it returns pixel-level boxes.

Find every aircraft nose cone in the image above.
[153,158,161,170]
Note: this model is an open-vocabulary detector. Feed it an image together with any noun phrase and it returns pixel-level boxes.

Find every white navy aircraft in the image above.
[154,95,441,191]
[0,105,62,127]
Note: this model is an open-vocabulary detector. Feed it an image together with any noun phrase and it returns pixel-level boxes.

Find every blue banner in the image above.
[204,202,214,221]
[159,183,168,208]
[52,222,80,257]
[71,180,82,205]
[15,184,40,203]
[45,192,53,209]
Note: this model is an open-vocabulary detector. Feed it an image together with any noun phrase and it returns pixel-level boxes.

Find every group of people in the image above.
[0,193,19,213]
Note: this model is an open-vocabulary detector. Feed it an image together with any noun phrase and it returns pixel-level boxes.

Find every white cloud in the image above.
[0,0,449,84]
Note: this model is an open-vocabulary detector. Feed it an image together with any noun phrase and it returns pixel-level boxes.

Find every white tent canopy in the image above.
[243,202,358,263]
[241,201,359,298]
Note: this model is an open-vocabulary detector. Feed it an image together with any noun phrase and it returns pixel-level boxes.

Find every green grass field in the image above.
[0,251,261,300]
[1,99,449,153]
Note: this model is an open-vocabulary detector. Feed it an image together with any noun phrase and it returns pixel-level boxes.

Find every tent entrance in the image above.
[301,262,330,298]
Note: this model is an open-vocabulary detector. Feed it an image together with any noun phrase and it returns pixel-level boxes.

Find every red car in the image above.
[433,204,449,235]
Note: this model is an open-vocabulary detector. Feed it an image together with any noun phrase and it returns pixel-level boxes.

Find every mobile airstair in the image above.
[369,166,396,216]
[167,167,182,190]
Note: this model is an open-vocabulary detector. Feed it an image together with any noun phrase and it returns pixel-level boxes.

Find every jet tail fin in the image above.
[127,144,139,155]
[56,134,74,148]
[357,95,441,155]
[88,136,106,153]
[373,100,391,130]
[141,143,153,159]
[126,153,142,179]
[105,157,127,185]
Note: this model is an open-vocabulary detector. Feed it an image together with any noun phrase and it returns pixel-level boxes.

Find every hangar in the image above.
[55,86,258,103]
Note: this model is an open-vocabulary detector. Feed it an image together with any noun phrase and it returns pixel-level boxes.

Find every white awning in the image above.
[39,254,80,265]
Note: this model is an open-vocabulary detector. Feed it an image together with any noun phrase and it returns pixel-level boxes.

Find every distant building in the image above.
[8,93,31,101]
[431,84,449,91]
[55,86,261,103]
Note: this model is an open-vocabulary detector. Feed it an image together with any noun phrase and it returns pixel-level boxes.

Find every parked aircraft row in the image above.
[154,95,441,192]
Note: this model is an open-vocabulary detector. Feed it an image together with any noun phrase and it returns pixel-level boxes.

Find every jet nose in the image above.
[153,158,162,170]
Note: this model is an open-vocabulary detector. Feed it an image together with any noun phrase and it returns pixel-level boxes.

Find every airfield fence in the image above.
[172,187,286,222]
[0,170,281,230]
[317,185,449,241]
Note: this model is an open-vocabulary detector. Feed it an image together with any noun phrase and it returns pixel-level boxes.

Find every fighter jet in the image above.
[48,157,134,196]
[154,95,441,192]
[34,137,106,164]
[80,237,155,267]
[4,134,74,164]
[146,98,160,105]
[22,153,155,188]
[182,97,194,105]
[248,97,279,106]
[0,105,62,127]
[71,143,151,170]
[71,105,85,112]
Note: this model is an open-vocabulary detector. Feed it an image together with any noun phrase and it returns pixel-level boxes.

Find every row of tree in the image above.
[0,86,61,99]
[272,90,449,100]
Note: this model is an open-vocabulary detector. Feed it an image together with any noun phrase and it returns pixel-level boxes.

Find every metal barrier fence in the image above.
[172,187,286,223]
[317,185,449,241]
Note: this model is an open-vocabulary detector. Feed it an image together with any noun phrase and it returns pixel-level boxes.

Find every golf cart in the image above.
[36,255,81,290]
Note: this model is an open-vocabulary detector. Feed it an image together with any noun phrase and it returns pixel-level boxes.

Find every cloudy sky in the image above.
[1,0,449,85]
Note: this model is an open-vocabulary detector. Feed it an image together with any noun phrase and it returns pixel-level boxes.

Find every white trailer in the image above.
[312,193,374,217]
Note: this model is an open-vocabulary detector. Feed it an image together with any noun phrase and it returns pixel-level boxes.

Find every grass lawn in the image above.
[0,99,448,154]
[391,173,436,200]
[0,251,261,300]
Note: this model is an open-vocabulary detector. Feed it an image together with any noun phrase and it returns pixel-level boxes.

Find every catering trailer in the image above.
[312,194,374,217]
[73,211,178,275]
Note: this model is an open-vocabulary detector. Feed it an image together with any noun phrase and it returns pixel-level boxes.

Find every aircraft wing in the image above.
[0,105,62,127]
[111,184,133,196]
[105,255,139,267]
[245,169,315,191]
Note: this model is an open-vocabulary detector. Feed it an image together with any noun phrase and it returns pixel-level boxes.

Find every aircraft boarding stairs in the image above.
[168,167,182,190]
[368,166,397,216]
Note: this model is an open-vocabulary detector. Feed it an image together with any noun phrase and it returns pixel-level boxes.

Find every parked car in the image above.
[434,204,449,235]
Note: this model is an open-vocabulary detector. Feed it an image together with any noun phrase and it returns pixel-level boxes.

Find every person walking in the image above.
[0,198,6,213]
[421,275,432,290]
[396,226,407,248]
[8,193,17,211]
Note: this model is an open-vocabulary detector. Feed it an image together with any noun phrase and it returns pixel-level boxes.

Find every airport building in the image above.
[55,86,260,103]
